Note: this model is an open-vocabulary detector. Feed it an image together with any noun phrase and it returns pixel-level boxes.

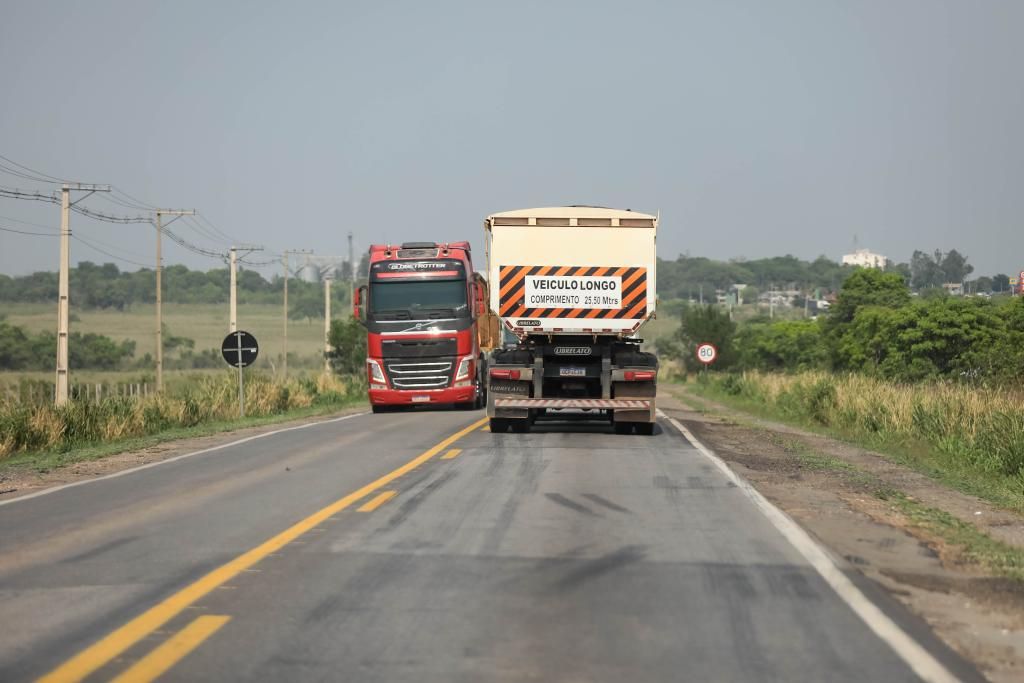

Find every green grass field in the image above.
[1,302,330,389]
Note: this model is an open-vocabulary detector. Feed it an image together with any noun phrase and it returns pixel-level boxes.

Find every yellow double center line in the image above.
[39,416,487,683]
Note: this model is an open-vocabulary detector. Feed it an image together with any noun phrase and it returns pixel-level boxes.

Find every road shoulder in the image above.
[661,383,1024,683]
[0,404,368,504]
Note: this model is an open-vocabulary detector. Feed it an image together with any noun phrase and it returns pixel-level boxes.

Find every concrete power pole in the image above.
[154,209,195,393]
[229,247,238,333]
[324,278,332,375]
[281,249,313,378]
[228,245,263,333]
[55,183,110,406]
[347,231,354,307]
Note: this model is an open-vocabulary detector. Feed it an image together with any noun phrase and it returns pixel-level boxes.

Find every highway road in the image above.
[0,408,981,682]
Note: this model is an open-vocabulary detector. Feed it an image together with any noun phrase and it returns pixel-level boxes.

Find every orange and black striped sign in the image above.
[498,265,648,320]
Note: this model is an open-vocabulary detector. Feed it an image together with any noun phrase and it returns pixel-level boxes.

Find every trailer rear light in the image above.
[367,359,386,386]
[624,370,656,381]
[455,355,474,382]
[490,369,521,380]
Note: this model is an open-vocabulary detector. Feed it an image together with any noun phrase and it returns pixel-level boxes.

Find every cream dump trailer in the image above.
[484,206,658,435]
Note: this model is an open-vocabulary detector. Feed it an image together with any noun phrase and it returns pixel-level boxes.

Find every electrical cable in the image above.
[0,153,68,183]
[72,234,152,268]
[0,212,60,230]
[182,215,232,245]
[111,186,158,210]
[196,212,242,244]
[0,223,59,237]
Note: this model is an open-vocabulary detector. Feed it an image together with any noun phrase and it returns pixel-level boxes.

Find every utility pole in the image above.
[347,231,354,307]
[228,245,263,333]
[281,249,313,378]
[324,278,332,375]
[229,247,238,333]
[154,209,194,393]
[55,183,111,406]
[769,283,775,319]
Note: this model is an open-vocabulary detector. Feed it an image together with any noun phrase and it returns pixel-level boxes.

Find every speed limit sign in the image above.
[696,343,718,365]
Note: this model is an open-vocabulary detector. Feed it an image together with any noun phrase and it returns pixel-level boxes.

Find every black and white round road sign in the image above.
[222,331,259,368]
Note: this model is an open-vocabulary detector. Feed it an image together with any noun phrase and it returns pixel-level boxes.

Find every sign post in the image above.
[696,342,717,376]
[222,331,259,417]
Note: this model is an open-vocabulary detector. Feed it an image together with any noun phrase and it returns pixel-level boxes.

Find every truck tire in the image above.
[613,421,633,435]
[635,422,655,436]
[372,405,390,414]
[489,418,509,433]
[474,361,486,409]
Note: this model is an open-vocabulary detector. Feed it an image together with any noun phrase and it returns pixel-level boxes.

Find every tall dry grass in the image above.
[712,371,1024,481]
[0,371,360,458]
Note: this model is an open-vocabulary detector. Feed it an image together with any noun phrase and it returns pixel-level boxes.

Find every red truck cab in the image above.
[355,241,486,411]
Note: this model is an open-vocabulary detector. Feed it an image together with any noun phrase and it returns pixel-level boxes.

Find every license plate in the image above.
[411,395,431,403]
[559,367,586,377]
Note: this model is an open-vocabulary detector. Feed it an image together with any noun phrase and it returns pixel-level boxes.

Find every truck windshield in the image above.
[370,279,468,317]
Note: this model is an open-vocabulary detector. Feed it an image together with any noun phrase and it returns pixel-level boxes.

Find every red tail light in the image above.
[490,369,521,380]
[624,370,656,381]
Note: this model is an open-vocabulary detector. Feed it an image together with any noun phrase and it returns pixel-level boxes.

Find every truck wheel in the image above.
[489,418,509,433]
[372,405,390,414]
[510,419,531,433]
[613,422,633,435]
[635,422,655,436]
[476,358,487,409]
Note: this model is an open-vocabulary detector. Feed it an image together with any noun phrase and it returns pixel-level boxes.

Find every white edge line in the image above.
[0,412,368,508]
[656,408,961,683]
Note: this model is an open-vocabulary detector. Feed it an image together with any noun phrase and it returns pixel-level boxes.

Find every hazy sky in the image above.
[1,1,1021,278]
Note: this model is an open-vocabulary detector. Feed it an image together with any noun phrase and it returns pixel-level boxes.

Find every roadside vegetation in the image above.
[692,371,1024,510]
[656,263,1024,516]
[0,370,365,468]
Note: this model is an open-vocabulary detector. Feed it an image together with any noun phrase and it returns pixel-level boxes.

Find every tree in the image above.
[939,249,973,284]
[327,316,367,375]
[993,274,1011,293]
[737,320,827,371]
[675,304,737,371]
[826,269,911,329]
[910,250,942,290]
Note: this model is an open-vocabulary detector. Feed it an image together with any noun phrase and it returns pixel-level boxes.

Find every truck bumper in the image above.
[369,386,477,406]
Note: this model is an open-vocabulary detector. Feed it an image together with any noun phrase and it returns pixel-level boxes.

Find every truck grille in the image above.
[385,359,454,389]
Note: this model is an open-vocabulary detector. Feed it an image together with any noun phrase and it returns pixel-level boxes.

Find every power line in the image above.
[95,191,154,212]
[161,225,226,260]
[0,153,68,184]
[111,186,158,210]
[69,203,151,224]
[0,223,59,237]
[196,212,242,244]
[0,211,61,230]
[182,215,232,245]
[0,186,61,205]
[72,234,151,269]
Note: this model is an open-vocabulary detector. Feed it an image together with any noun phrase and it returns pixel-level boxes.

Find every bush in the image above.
[706,371,1024,479]
[0,371,356,458]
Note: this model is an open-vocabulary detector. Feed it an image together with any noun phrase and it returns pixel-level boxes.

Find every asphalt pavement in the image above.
[0,408,980,682]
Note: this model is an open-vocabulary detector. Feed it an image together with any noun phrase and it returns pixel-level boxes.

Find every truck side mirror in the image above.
[353,284,368,324]
[473,276,487,318]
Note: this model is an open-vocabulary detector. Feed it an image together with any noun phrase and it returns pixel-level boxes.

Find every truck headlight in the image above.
[367,359,386,385]
[455,355,474,382]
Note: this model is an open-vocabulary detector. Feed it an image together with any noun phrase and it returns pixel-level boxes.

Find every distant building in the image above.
[942,282,964,296]
[842,249,887,269]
